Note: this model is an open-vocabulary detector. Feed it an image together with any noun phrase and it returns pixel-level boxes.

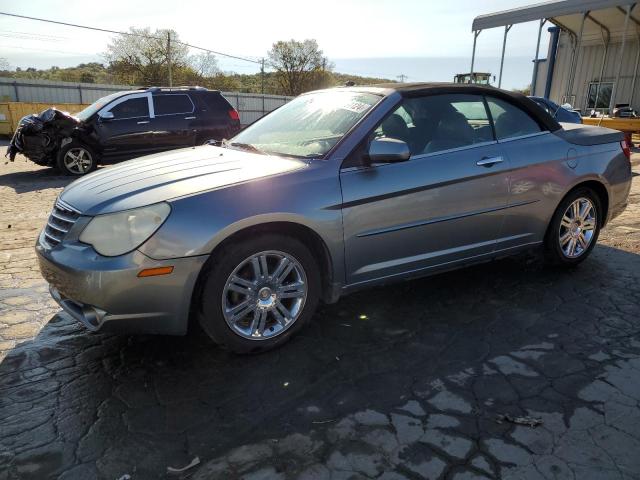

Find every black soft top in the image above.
[355,82,562,132]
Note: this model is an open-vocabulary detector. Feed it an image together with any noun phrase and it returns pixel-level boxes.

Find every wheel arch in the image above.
[566,180,610,227]
[189,221,338,328]
[544,179,609,244]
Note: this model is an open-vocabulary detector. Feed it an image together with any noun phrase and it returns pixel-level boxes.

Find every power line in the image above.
[0,11,262,65]
[178,42,261,65]
[0,11,158,38]
[0,10,399,81]
[0,43,99,56]
[0,29,68,40]
[0,32,67,41]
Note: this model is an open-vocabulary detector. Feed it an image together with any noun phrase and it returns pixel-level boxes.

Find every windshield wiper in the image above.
[227,141,267,155]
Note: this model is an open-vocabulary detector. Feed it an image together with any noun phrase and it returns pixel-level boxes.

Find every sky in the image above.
[0,0,552,90]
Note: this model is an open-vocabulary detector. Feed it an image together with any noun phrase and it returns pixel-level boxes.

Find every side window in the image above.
[450,99,493,143]
[532,99,552,115]
[154,94,194,115]
[486,97,542,140]
[109,97,149,119]
[201,92,233,112]
[371,94,493,158]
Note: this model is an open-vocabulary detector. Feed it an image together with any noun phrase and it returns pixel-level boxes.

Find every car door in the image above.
[340,93,512,285]
[94,93,157,161]
[152,93,197,150]
[485,95,561,249]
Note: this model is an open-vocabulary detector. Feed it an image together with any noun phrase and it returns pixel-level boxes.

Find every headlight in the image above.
[79,203,171,256]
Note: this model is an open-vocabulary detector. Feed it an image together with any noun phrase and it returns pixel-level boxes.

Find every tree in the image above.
[205,73,242,91]
[267,39,331,96]
[513,84,531,96]
[104,27,189,85]
[189,52,219,78]
[0,57,11,71]
[80,72,95,83]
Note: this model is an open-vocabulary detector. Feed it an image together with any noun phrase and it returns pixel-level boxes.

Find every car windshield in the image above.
[230,90,381,158]
[75,92,124,122]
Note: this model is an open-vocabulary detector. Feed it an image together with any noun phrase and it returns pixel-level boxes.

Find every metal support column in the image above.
[566,12,587,104]
[531,19,547,95]
[167,31,173,88]
[470,30,481,81]
[629,30,640,107]
[611,5,632,109]
[498,25,512,88]
[593,26,610,114]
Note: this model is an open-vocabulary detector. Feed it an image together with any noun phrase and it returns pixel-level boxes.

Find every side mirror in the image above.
[98,111,114,121]
[367,137,410,164]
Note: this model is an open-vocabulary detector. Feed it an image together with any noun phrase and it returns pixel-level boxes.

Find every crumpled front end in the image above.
[7,108,82,166]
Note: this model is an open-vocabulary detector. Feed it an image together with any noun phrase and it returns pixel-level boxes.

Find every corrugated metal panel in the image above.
[0,78,293,127]
[548,32,640,112]
[220,92,292,125]
[0,77,134,103]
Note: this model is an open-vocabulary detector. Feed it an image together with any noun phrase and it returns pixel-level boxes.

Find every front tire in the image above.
[198,234,320,354]
[56,141,97,176]
[545,188,602,266]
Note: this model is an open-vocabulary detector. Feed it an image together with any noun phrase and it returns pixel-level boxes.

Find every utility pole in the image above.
[167,31,173,87]
[397,74,407,83]
[261,58,265,94]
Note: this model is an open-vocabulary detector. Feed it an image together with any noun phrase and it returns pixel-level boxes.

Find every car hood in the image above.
[59,146,307,215]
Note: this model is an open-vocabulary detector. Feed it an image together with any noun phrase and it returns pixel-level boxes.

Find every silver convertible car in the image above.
[37,83,632,353]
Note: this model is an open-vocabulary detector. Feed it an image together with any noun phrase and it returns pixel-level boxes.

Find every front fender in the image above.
[137,162,346,283]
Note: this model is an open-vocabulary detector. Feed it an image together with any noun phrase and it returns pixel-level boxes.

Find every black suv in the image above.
[8,86,241,175]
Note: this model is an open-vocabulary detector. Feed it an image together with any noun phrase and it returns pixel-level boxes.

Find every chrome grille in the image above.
[44,200,80,247]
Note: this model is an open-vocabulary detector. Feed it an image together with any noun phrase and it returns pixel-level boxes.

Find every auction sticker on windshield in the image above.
[342,100,372,113]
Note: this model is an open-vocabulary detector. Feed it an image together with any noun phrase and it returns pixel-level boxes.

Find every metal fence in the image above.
[0,77,293,125]
[222,92,294,125]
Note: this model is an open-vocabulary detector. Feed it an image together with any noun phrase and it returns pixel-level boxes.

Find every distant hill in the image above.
[0,63,394,95]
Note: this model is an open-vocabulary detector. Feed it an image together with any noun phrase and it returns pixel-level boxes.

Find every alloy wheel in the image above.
[221,250,308,340]
[63,147,93,174]
[559,197,597,258]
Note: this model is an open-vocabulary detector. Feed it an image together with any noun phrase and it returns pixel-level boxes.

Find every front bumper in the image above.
[36,231,208,335]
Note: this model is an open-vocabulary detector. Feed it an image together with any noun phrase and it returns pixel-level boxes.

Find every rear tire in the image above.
[56,141,97,176]
[544,187,602,266]
[198,234,320,354]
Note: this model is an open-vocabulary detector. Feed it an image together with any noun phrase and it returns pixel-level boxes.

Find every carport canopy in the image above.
[469,0,639,107]
[473,0,637,39]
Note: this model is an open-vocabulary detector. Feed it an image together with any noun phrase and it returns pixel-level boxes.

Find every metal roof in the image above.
[472,0,638,32]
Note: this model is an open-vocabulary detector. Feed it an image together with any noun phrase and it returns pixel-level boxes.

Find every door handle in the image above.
[184,116,196,120]
[476,156,504,167]
[137,120,150,124]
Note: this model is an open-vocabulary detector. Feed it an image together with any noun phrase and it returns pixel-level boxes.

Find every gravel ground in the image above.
[0,148,639,479]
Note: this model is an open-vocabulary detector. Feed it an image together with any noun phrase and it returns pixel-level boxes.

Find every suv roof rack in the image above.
[140,86,212,92]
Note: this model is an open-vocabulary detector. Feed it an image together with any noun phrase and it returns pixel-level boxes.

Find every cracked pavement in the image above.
[1,149,640,479]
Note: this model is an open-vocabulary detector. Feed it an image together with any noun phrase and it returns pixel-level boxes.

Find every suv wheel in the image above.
[57,141,97,176]
[545,188,601,266]
[198,234,320,354]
